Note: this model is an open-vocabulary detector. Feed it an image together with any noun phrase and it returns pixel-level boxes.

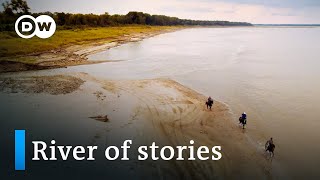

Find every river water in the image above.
[84,27,320,179]
[2,27,320,179]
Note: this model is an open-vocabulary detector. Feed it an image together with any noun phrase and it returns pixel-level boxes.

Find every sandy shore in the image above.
[0,28,182,73]
[0,73,272,179]
[81,74,273,179]
[0,27,274,178]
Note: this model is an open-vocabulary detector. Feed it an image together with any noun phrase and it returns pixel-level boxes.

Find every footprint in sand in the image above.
[93,91,106,101]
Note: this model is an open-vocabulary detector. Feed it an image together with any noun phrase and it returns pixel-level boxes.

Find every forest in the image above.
[0,0,252,31]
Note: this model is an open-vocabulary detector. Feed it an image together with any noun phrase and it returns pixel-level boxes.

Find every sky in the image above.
[1,0,320,24]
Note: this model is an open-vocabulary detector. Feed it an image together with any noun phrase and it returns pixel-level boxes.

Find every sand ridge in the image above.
[0,73,273,179]
[76,73,273,179]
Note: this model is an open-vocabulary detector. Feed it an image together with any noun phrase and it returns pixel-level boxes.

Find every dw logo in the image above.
[15,15,56,39]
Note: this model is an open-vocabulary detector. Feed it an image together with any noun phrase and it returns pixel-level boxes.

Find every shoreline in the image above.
[0,25,256,74]
[2,25,316,73]
[0,73,272,179]
[0,26,184,73]
[0,27,275,179]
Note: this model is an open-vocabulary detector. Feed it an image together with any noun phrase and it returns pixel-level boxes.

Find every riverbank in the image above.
[0,25,184,73]
[0,72,272,179]
[0,26,275,179]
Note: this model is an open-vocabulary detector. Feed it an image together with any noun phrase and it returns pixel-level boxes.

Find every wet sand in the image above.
[0,73,272,179]
[84,74,273,179]
[0,75,84,94]
[0,27,282,179]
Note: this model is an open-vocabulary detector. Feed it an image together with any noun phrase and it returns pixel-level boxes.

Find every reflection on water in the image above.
[2,27,320,178]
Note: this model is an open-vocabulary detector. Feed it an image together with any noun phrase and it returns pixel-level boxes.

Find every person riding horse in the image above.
[265,137,275,157]
[239,112,247,129]
[206,96,214,110]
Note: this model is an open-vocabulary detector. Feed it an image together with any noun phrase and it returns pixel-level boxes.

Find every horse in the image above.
[265,143,275,158]
[239,117,247,129]
[206,100,213,110]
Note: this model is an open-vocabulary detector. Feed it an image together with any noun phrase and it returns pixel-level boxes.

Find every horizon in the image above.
[1,0,320,24]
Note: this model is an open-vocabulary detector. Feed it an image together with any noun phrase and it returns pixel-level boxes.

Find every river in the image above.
[85,27,320,179]
[2,26,320,179]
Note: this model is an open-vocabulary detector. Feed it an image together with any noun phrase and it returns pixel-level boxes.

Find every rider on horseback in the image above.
[206,96,214,110]
[241,112,247,120]
[265,137,275,157]
[239,112,247,129]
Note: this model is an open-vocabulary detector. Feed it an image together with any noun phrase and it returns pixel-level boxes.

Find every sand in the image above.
[0,28,182,73]
[0,75,84,95]
[0,24,275,178]
[78,73,273,179]
[0,72,272,179]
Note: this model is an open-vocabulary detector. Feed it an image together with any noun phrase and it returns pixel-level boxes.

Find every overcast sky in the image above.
[1,0,320,24]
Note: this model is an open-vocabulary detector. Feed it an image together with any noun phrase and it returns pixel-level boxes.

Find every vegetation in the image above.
[0,0,252,58]
[0,0,252,31]
[0,26,179,57]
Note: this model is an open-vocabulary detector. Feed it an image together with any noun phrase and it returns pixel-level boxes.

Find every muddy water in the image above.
[1,27,320,179]
[86,27,320,179]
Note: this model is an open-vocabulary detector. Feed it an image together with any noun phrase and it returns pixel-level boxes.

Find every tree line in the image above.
[0,0,252,31]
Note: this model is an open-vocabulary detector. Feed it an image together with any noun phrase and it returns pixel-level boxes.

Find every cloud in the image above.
[1,0,319,23]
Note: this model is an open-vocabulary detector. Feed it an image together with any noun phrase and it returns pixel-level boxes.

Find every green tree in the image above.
[2,0,30,15]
